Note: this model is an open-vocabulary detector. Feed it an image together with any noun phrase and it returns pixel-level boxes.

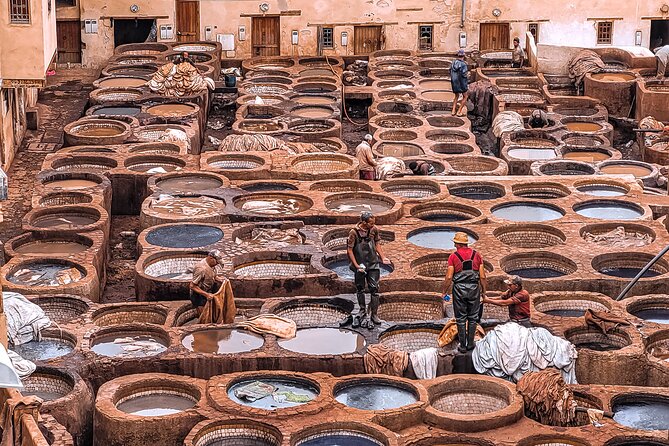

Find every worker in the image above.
[655,45,669,78]
[450,49,469,117]
[442,232,488,353]
[528,109,549,128]
[483,275,531,328]
[181,51,197,68]
[356,134,377,180]
[189,250,225,317]
[346,211,391,329]
[512,37,526,68]
[408,160,436,176]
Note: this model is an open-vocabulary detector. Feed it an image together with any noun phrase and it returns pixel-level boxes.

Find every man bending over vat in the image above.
[483,275,531,328]
[190,250,225,317]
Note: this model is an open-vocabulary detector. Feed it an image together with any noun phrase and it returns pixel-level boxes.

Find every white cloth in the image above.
[409,347,438,379]
[492,111,524,137]
[655,45,669,65]
[7,350,35,378]
[3,292,51,346]
[375,157,406,180]
[472,323,578,384]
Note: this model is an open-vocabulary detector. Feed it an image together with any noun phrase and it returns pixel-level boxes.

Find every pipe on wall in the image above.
[461,0,466,28]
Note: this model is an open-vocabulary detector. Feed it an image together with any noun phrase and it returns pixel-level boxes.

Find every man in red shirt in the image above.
[483,275,531,327]
[442,232,488,353]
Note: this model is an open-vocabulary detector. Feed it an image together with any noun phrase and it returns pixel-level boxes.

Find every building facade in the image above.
[1,0,57,169]
[58,0,669,68]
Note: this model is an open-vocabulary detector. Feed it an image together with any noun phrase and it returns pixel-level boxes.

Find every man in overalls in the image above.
[344,211,391,329]
[442,232,488,353]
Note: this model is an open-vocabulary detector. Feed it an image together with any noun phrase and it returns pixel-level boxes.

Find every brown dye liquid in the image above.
[564,151,611,162]
[327,198,392,214]
[420,80,452,89]
[422,91,456,101]
[565,122,603,132]
[240,122,281,131]
[46,179,98,189]
[600,164,652,177]
[278,328,365,355]
[15,241,88,254]
[300,68,335,77]
[156,176,222,192]
[151,197,222,216]
[591,73,635,82]
[295,96,334,105]
[183,329,264,354]
[98,78,146,87]
[292,107,331,118]
[148,104,195,117]
[78,127,123,137]
[34,215,96,229]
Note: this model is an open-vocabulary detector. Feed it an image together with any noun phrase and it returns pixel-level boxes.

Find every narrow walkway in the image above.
[0,68,98,241]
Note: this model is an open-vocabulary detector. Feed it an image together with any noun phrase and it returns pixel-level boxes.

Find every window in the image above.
[56,0,77,6]
[321,27,334,49]
[528,23,539,43]
[10,0,30,23]
[597,21,613,45]
[419,25,433,51]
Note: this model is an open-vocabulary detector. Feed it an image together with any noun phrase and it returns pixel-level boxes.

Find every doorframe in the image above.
[176,0,201,42]
[478,22,511,51]
[353,24,383,55]
[56,18,82,64]
[251,15,281,57]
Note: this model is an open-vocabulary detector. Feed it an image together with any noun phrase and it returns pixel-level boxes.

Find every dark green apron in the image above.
[349,228,380,272]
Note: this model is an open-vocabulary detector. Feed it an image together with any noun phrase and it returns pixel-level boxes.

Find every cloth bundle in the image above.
[582,226,652,248]
[148,62,215,97]
[568,50,606,86]
[199,278,237,325]
[218,134,325,155]
[583,309,630,335]
[236,315,297,339]
[375,157,407,180]
[363,344,408,376]
[3,292,51,346]
[492,111,524,137]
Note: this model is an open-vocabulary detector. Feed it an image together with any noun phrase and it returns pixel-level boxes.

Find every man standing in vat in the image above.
[483,275,532,328]
[356,134,377,180]
[450,49,469,117]
[442,232,488,353]
[342,211,391,329]
[190,250,225,317]
[511,37,526,69]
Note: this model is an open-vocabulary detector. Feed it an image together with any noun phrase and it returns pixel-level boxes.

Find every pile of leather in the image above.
[517,368,577,426]
[149,61,215,97]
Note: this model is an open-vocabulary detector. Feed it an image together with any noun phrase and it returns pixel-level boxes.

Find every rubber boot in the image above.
[369,293,382,325]
[352,293,367,328]
[466,321,478,351]
[339,314,353,327]
[456,322,468,353]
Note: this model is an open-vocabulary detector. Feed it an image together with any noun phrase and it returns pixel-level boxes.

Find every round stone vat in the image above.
[233,253,317,278]
[426,116,465,128]
[533,291,612,317]
[234,193,313,216]
[49,154,118,172]
[173,42,219,52]
[88,104,142,117]
[419,78,452,89]
[299,67,338,77]
[627,296,669,324]
[272,297,354,327]
[378,293,443,322]
[142,252,219,282]
[494,224,566,248]
[448,182,505,200]
[165,51,215,65]
[323,253,394,280]
[373,69,414,80]
[95,373,206,446]
[182,328,264,354]
[425,376,523,432]
[410,202,483,223]
[225,373,320,411]
[374,101,414,115]
[605,437,669,446]
[592,253,669,279]
[379,324,442,352]
[446,156,508,175]
[334,376,421,411]
[509,131,560,148]
[299,56,342,67]
[377,129,418,142]
[491,202,565,222]
[561,133,610,148]
[231,223,306,248]
[561,146,616,163]
[151,172,228,193]
[584,71,638,117]
[425,129,470,142]
[113,54,159,65]
[292,95,337,106]
[101,64,158,77]
[185,419,282,446]
[172,303,199,327]
[6,232,93,257]
[240,181,298,192]
[575,179,629,197]
[40,170,107,191]
[292,423,395,446]
[26,294,90,324]
[533,160,596,176]
[506,147,558,160]
[500,252,577,279]
[236,119,286,134]
[511,182,570,199]
[145,102,199,120]
[377,80,414,90]
[563,120,605,133]
[278,327,366,355]
[421,90,456,102]
[324,192,396,215]
[5,259,88,288]
[92,304,169,326]
[574,200,645,220]
[287,119,340,140]
[322,228,394,252]
[142,195,226,227]
[293,82,338,94]
[240,83,290,96]
[88,86,145,105]
[246,57,296,70]
[432,143,475,155]
[124,155,186,173]
[612,393,669,431]
[134,125,191,150]
[93,76,147,89]
[371,114,424,130]
[289,153,355,178]
[12,328,76,362]
[291,105,336,119]
[128,142,183,155]
[115,42,169,54]
[378,89,416,100]
[310,180,372,193]
[381,179,440,199]
[517,436,590,446]
[408,227,478,250]
[375,142,424,157]
[406,436,495,446]
[87,324,170,358]
[248,76,293,85]
[599,160,659,186]
[411,253,493,279]
[580,222,655,248]
[145,224,224,249]
[206,153,266,171]
[24,205,105,232]
[237,94,287,106]
[645,330,669,362]
[566,326,631,351]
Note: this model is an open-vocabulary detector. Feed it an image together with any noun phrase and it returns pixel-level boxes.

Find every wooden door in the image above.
[252,16,281,56]
[56,20,81,64]
[354,25,382,55]
[479,23,510,51]
[176,0,200,42]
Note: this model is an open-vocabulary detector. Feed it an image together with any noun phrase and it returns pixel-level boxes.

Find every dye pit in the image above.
[117,394,196,416]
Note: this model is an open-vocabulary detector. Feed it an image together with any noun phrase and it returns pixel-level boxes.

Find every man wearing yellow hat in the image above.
[442,231,488,353]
